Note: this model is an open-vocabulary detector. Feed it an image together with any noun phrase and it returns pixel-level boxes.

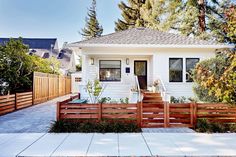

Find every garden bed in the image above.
[49,119,141,133]
[195,119,236,133]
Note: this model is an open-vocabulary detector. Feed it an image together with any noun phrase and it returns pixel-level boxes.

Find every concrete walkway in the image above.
[0,95,73,133]
[0,133,236,157]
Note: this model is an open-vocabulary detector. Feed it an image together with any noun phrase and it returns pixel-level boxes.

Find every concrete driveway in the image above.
[0,95,73,133]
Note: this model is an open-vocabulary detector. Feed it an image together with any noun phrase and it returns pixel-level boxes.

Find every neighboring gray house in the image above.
[0,38,73,74]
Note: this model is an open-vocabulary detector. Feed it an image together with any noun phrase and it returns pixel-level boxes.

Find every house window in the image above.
[99,60,121,82]
[186,58,200,82]
[42,52,50,58]
[169,58,183,82]
[75,77,82,82]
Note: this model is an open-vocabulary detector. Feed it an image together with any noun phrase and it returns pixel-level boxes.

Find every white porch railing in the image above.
[156,77,170,102]
[134,75,141,102]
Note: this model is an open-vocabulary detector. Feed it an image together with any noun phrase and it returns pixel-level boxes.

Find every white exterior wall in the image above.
[71,72,82,93]
[153,48,215,98]
[77,47,216,100]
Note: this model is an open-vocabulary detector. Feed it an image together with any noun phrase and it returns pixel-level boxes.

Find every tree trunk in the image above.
[198,0,206,33]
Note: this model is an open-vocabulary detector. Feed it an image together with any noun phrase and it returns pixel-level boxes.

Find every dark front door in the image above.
[134,61,147,89]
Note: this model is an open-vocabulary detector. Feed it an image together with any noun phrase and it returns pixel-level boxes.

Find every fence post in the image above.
[164,102,169,128]
[56,102,60,121]
[193,102,197,128]
[98,103,102,121]
[137,102,142,127]
[15,93,18,110]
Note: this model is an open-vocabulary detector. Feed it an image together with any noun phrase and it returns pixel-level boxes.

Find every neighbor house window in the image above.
[169,58,183,82]
[99,60,121,81]
[186,58,200,82]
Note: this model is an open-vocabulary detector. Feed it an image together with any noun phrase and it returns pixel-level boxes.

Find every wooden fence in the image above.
[57,97,236,128]
[0,92,33,116]
[33,72,71,104]
[0,72,72,116]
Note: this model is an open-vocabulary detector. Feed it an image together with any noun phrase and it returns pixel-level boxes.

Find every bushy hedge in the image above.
[195,119,236,133]
[49,119,141,133]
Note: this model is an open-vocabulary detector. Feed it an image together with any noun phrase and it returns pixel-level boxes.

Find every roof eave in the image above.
[67,43,233,49]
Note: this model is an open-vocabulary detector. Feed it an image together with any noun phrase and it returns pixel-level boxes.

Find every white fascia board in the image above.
[68,43,233,49]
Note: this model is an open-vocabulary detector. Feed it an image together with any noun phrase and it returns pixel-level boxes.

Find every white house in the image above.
[67,27,231,102]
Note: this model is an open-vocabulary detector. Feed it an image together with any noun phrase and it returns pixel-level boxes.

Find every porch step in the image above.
[142,92,163,104]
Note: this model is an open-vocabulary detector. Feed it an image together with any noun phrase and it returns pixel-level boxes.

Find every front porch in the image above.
[79,53,156,102]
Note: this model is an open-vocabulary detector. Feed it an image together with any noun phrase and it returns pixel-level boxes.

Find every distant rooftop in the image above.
[0,38,57,49]
[70,27,228,47]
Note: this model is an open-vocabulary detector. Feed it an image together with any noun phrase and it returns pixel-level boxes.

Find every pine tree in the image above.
[178,0,233,40]
[81,0,103,39]
[115,0,146,31]
[140,0,182,31]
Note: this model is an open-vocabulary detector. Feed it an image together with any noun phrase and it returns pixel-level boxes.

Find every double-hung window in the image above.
[186,58,200,82]
[99,60,121,81]
[169,58,183,82]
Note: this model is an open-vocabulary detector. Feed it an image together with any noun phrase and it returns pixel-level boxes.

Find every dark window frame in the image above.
[99,60,122,82]
[169,58,183,82]
[186,58,200,82]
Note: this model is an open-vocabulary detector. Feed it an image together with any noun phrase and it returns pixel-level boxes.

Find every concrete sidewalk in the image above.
[0,133,236,157]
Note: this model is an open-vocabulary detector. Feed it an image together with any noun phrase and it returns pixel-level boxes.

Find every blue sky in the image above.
[0,0,123,47]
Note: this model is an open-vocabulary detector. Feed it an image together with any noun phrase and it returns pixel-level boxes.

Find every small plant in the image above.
[195,119,236,133]
[49,119,141,133]
[85,79,106,103]
[98,97,111,104]
[170,96,197,103]
[120,97,129,104]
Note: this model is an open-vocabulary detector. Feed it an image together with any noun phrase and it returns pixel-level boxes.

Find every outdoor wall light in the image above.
[90,58,94,65]
[126,58,129,65]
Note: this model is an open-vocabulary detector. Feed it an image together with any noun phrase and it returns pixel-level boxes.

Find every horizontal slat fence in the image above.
[57,96,140,123]
[33,72,71,104]
[197,103,236,123]
[57,97,236,128]
[0,92,33,116]
[0,94,15,115]
[16,92,33,109]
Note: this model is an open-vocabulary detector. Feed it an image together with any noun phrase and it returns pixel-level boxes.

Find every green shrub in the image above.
[195,119,236,133]
[49,119,141,133]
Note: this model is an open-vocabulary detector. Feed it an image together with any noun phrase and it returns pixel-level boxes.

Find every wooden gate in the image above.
[141,102,195,128]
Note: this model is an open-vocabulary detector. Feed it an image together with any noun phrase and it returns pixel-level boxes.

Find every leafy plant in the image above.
[98,97,111,104]
[195,119,236,133]
[49,120,141,133]
[192,50,236,104]
[120,97,129,104]
[85,79,106,103]
[170,96,196,103]
[0,38,60,94]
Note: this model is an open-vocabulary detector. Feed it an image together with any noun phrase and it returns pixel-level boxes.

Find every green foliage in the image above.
[192,49,236,104]
[86,79,105,103]
[0,38,61,94]
[120,97,129,104]
[81,0,103,39]
[98,97,111,104]
[115,0,146,31]
[115,0,182,32]
[49,120,141,133]
[195,119,236,133]
[224,5,236,44]
[170,96,196,103]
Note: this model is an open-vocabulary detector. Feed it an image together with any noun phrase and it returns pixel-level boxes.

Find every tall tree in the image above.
[115,0,146,31]
[140,0,182,31]
[178,0,234,40]
[81,0,103,39]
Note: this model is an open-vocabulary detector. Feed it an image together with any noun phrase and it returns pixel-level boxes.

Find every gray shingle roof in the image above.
[0,38,57,49]
[72,27,223,46]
